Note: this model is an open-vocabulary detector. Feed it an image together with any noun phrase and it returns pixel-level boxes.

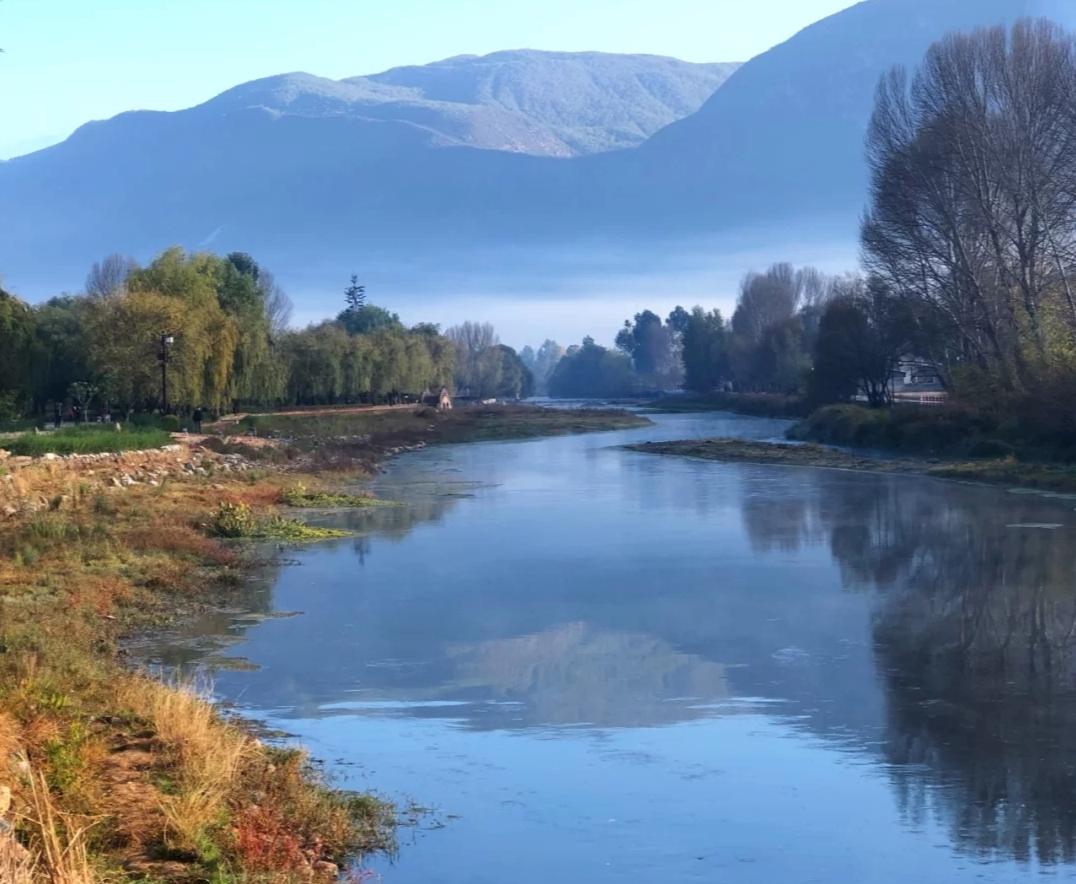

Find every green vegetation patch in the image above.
[3,426,173,457]
[208,502,350,541]
[788,404,1028,459]
[280,483,398,508]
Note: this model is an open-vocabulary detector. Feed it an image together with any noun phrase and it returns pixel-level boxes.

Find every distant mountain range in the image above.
[1,0,1071,320]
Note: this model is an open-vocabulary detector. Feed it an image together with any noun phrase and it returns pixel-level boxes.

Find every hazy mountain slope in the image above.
[198,51,739,158]
[635,0,1046,223]
[358,51,741,155]
[0,0,1068,305]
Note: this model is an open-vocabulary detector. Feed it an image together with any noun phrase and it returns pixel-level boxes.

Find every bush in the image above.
[967,438,1017,459]
[792,403,1018,458]
[210,502,258,538]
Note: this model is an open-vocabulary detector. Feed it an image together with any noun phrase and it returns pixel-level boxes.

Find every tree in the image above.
[446,322,501,396]
[731,264,802,346]
[258,269,293,336]
[490,345,534,399]
[809,278,916,407]
[337,304,402,336]
[85,254,137,299]
[863,19,1076,403]
[548,337,636,398]
[616,310,680,385]
[0,287,36,416]
[520,339,564,395]
[681,307,729,393]
[344,275,366,312]
[31,296,94,409]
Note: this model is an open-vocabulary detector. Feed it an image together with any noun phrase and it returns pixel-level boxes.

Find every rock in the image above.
[41,452,59,461]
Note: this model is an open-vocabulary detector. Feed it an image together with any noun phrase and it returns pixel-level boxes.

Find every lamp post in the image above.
[158,333,175,413]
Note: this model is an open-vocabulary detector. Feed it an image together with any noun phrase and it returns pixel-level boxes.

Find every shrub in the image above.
[210,502,258,538]
[967,439,1018,459]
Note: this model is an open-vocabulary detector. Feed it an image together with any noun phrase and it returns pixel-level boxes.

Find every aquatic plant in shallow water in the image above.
[209,502,350,541]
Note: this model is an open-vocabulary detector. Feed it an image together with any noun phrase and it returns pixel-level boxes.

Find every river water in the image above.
[142,412,1076,883]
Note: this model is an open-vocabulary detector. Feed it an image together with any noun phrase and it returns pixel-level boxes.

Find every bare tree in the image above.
[446,322,501,396]
[257,269,293,335]
[863,19,1076,394]
[85,254,137,298]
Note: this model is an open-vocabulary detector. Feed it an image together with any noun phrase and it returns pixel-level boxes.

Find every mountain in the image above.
[202,52,739,159]
[633,0,1051,226]
[0,0,1070,316]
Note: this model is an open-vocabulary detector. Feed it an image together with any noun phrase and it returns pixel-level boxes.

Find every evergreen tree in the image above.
[344,275,366,312]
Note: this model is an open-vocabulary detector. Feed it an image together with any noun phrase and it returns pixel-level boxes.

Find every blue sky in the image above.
[0,0,858,159]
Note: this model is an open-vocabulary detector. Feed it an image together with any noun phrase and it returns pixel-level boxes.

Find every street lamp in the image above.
[159,333,176,414]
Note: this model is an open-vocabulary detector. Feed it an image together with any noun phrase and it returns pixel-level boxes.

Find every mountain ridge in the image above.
[0,0,1070,312]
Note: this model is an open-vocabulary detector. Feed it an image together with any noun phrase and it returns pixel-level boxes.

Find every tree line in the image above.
[546,265,860,400]
[0,249,470,419]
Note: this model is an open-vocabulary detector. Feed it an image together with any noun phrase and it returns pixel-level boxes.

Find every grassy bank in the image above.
[646,392,809,418]
[627,437,1076,495]
[786,403,1054,460]
[0,467,394,881]
[4,426,174,457]
[0,403,646,881]
[230,403,650,445]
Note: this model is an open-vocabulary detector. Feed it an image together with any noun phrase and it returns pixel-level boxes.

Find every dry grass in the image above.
[14,766,98,884]
[120,677,252,852]
[0,842,36,884]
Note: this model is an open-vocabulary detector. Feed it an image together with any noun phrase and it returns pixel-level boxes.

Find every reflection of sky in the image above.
[145,412,1076,883]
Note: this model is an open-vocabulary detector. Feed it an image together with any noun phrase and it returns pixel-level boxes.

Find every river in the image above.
[140,411,1076,883]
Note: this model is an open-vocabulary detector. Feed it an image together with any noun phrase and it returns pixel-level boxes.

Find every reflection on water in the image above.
[738,471,1076,869]
[139,413,1076,882]
[444,622,730,728]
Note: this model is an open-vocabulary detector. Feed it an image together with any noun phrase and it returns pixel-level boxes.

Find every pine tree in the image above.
[344,274,366,312]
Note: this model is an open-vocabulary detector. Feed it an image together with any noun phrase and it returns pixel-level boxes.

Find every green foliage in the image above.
[209,502,350,541]
[336,304,401,336]
[548,337,637,398]
[282,320,453,404]
[0,287,37,411]
[280,485,396,509]
[209,502,258,538]
[4,426,173,456]
[343,274,366,312]
[681,307,729,393]
[615,309,681,386]
[790,404,1005,457]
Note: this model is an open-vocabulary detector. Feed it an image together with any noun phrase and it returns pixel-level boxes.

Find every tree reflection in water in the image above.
[741,472,1076,867]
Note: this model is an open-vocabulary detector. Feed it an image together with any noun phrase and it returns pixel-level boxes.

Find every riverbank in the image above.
[627,438,1076,495]
[0,404,648,882]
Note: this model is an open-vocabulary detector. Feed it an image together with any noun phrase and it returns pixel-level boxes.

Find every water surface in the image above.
[144,412,1076,883]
